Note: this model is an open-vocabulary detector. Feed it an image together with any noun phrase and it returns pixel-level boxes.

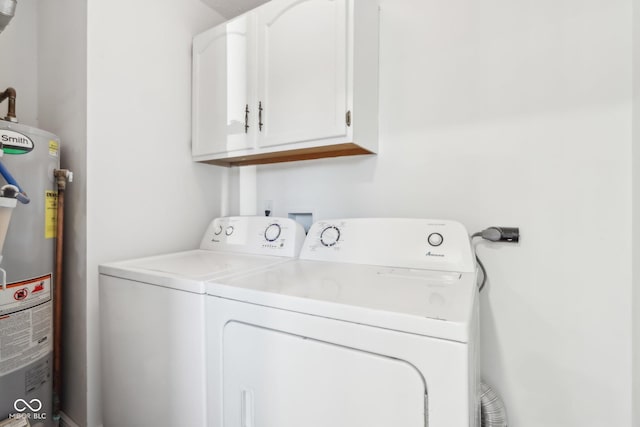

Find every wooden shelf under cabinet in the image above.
[199,143,374,167]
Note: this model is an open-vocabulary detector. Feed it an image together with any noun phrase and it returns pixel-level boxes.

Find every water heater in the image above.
[0,121,59,427]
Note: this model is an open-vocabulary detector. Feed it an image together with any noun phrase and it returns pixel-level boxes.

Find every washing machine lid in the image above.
[99,250,295,294]
[206,259,478,343]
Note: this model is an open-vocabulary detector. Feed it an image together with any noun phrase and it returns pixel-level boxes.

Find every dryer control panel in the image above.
[300,218,475,273]
[200,217,306,257]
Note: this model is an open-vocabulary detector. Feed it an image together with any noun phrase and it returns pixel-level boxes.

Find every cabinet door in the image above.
[192,15,256,157]
[256,0,348,148]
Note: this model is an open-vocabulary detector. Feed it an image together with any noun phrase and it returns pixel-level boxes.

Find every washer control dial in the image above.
[225,226,234,236]
[264,223,282,242]
[428,232,443,247]
[213,225,223,235]
[320,226,341,247]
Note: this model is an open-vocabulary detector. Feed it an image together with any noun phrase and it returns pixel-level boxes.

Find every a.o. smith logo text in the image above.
[0,130,34,154]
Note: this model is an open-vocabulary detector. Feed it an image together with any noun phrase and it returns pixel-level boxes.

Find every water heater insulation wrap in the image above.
[0,121,59,427]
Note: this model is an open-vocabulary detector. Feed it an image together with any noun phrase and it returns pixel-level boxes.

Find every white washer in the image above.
[205,218,480,427]
[99,216,305,427]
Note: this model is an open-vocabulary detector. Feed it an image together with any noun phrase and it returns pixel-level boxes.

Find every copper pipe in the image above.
[0,87,17,122]
[53,169,71,422]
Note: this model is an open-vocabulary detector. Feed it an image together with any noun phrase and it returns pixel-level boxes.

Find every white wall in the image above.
[633,0,640,423]
[37,1,88,425]
[86,1,224,425]
[0,0,38,126]
[254,0,633,426]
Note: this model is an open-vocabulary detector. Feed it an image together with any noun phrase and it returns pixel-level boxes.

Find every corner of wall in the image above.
[633,0,640,423]
[37,1,89,426]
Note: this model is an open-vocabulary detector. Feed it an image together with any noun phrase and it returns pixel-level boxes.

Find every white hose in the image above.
[481,382,508,427]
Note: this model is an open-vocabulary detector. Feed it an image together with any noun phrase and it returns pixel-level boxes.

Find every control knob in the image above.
[264,223,282,242]
[225,226,234,236]
[320,226,341,247]
[427,232,443,247]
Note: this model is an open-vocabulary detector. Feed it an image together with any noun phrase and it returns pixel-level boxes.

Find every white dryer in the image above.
[205,218,479,427]
[99,216,305,427]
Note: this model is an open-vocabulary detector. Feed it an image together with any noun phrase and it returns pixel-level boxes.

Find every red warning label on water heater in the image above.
[0,274,53,376]
[0,274,52,317]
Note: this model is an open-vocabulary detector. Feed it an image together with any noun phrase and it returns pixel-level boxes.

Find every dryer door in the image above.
[223,321,427,427]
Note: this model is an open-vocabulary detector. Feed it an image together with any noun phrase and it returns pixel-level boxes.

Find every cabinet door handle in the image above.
[244,104,250,133]
[258,101,264,132]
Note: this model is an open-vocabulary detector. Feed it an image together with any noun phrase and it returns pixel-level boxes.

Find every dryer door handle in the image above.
[241,389,254,427]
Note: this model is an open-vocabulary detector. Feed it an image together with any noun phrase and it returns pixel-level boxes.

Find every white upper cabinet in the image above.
[192,14,256,156]
[256,0,347,148]
[192,0,379,167]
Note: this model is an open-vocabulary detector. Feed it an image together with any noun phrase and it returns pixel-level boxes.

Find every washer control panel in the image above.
[200,217,306,257]
[300,218,475,273]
